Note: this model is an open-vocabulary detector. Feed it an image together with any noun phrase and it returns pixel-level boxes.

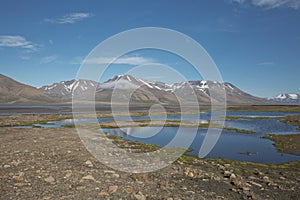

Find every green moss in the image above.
[178,154,199,163]
[62,124,76,128]
[261,134,300,156]
[224,127,256,134]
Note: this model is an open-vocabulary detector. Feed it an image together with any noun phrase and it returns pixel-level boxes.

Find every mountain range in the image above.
[0,74,299,105]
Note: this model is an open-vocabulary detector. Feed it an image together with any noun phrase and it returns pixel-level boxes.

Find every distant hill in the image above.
[0,74,56,104]
[1,73,298,105]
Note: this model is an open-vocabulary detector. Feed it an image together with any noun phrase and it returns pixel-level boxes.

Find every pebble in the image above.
[263,176,271,183]
[223,171,231,177]
[108,185,118,193]
[187,171,194,178]
[14,183,26,187]
[231,179,242,187]
[224,164,231,168]
[4,164,11,168]
[249,181,263,188]
[64,173,72,178]
[76,186,86,190]
[230,173,237,180]
[279,176,286,180]
[85,160,93,167]
[133,192,146,200]
[112,173,120,178]
[81,175,95,181]
[44,176,55,183]
[98,191,109,196]
[124,187,133,194]
[13,172,25,181]
[242,187,250,191]
[104,170,116,174]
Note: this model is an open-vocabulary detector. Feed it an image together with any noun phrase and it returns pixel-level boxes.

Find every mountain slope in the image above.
[39,74,272,105]
[0,74,55,104]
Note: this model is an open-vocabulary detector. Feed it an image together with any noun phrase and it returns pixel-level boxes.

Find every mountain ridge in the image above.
[1,74,299,105]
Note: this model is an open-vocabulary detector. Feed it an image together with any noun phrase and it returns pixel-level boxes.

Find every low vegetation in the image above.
[261,134,300,156]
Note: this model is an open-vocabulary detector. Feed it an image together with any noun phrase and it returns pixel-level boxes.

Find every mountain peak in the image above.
[273,93,300,104]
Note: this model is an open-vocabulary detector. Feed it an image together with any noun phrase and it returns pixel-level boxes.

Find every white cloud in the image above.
[85,56,155,65]
[45,12,94,24]
[252,0,300,9]
[228,0,300,9]
[257,61,275,66]
[0,35,38,51]
[230,0,246,3]
[40,55,57,64]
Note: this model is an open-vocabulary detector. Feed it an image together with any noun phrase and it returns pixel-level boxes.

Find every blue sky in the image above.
[0,0,299,97]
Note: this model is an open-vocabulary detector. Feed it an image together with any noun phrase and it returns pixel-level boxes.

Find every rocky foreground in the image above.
[0,127,299,200]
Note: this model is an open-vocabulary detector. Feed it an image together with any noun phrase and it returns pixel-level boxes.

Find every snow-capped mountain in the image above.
[272,93,300,104]
[39,74,270,105]
[39,79,99,100]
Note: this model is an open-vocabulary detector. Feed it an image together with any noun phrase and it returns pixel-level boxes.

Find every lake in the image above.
[101,111,300,164]
[7,109,300,163]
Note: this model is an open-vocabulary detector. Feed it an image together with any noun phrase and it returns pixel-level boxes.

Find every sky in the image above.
[0,0,300,97]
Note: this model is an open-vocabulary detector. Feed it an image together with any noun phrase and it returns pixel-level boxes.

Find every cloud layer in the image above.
[0,35,38,50]
[230,0,300,9]
[45,13,94,24]
[85,56,155,65]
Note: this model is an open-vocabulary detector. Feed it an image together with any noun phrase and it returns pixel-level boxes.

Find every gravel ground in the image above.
[0,127,299,200]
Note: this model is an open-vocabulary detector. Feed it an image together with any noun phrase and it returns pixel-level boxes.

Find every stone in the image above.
[230,173,237,180]
[224,164,231,168]
[13,172,25,181]
[112,173,120,178]
[99,191,109,196]
[187,171,194,178]
[124,187,133,194]
[242,187,250,191]
[64,173,72,178]
[14,183,26,187]
[85,160,93,167]
[263,176,271,183]
[81,175,95,181]
[108,185,118,193]
[223,171,231,177]
[44,176,55,183]
[3,164,11,168]
[134,192,146,200]
[249,181,263,188]
[76,186,86,190]
[231,179,242,187]
[248,176,256,180]
[279,176,286,180]
[104,170,116,174]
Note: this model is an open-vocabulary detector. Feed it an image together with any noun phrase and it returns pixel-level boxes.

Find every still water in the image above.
[101,111,300,164]
[9,110,300,163]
